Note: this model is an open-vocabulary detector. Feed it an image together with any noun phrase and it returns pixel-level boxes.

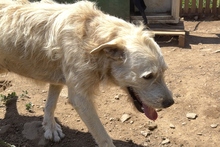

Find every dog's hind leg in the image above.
[68,89,115,147]
[43,84,65,142]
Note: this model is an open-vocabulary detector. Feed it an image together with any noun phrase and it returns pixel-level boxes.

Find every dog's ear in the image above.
[90,39,125,61]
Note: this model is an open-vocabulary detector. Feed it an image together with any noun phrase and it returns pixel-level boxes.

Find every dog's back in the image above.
[0,0,102,84]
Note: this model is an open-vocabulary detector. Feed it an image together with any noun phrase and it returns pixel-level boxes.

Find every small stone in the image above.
[109,118,114,121]
[114,95,120,100]
[214,50,220,53]
[143,142,149,146]
[161,138,170,145]
[114,94,122,100]
[186,113,197,119]
[169,124,175,129]
[42,90,47,93]
[174,93,181,98]
[197,133,202,135]
[120,114,131,122]
[60,91,68,98]
[147,121,157,131]
[130,121,134,124]
[210,124,218,128]
[140,130,151,137]
[182,122,186,125]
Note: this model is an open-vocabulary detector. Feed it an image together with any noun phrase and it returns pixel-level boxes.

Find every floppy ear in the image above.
[90,39,125,61]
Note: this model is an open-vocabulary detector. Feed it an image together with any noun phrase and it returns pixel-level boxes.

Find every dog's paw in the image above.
[43,122,65,142]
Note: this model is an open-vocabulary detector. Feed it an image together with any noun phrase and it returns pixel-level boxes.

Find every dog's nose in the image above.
[162,99,174,108]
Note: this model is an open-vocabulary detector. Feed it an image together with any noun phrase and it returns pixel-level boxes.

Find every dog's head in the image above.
[90,30,173,121]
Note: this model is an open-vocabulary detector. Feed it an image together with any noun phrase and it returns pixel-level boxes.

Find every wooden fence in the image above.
[180,0,220,17]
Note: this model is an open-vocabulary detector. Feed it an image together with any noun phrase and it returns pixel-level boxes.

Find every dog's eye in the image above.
[142,73,154,80]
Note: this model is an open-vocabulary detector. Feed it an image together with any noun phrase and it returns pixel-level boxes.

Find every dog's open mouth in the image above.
[127,87,158,121]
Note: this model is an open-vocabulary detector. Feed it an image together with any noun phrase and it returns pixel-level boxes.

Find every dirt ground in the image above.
[0,20,220,147]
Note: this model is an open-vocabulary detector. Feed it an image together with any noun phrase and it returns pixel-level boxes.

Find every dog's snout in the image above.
[162,99,174,108]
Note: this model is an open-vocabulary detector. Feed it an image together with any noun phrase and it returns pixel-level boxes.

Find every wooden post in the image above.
[178,35,185,48]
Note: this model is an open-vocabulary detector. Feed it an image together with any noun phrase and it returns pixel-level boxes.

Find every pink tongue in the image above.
[143,104,158,121]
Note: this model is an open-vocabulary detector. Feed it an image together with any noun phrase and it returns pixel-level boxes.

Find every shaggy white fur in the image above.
[0,0,173,146]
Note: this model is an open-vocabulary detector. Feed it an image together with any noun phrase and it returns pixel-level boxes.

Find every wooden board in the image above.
[148,21,185,47]
[148,20,184,30]
[152,31,185,35]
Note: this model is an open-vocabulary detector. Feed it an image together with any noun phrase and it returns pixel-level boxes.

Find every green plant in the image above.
[0,139,15,147]
[25,102,33,112]
[20,90,30,98]
[0,92,17,105]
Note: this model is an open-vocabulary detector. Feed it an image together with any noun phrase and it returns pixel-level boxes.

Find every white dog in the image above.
[0,0,173,146]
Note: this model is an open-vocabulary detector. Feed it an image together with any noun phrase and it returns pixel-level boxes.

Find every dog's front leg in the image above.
[68,89,115,147]
[43,84,65,142]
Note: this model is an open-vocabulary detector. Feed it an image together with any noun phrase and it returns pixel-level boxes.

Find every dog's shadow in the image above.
[0,97,144,147]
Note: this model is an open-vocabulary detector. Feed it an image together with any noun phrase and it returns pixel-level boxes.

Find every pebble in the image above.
[140,130,151,137]
[130,121,134,124]
[169,124,175,129]
[114,95,120,100]
[120,114,131,122]
[161,138,170,145]
[210,124,218,128]
[214,50,220,53]
[197,133,202,135]
[143,142,149,146]
[41,90,47,93]
[182,122,187,125]
[147,121,157,131]
[174,93,181,98]
[186,113,197,119]
[60,92,68,98]
[109,118,114,121]
[114,94,122,100]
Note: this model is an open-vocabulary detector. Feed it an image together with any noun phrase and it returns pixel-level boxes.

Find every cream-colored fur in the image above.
[0,0,173,146]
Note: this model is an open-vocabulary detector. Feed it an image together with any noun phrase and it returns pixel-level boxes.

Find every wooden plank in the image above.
[198,0,204,14]
[206,0,211,14]
[152,31,185,35]
[152,20,184,28]
[191,0,197,13]
[179,35,185,47]
[184,0,190,13]
[148,20,185,48]
[149,20,185,35]
[153,31,185,48]
[212,0,217,14]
